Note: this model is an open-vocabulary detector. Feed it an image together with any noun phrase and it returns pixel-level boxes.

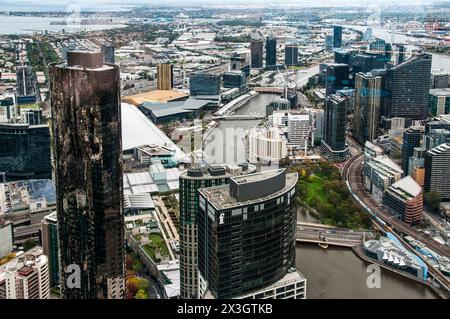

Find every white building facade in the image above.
[0,248,50,299]
[247,127,288,163]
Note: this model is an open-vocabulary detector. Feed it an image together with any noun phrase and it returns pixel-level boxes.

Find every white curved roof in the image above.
[121,102,187,161]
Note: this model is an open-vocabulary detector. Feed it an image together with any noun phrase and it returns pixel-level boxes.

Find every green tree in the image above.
[138,278,149,291]
[23,239,37,251]
[135,289,148,299]
[424,191,442,211]
[132,260,144,273]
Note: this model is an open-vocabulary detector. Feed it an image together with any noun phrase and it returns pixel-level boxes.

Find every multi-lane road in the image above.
[296,222,374,247]
[342,147,450,292]
[344,153,450,259]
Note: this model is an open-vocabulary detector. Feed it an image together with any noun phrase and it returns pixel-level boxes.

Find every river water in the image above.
[296,207,437,299]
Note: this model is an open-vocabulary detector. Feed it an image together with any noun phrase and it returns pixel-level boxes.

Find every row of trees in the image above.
[125,253,150,299]
[424,191,442,212]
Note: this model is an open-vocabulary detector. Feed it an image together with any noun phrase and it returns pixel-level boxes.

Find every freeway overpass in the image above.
[252,87,285,94]
[296,222,374,247]
[211,115,265,121]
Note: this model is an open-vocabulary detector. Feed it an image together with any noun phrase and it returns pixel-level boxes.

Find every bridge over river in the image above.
[296,222,375,247]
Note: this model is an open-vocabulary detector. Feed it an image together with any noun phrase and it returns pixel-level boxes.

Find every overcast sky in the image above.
[0,0,442,5]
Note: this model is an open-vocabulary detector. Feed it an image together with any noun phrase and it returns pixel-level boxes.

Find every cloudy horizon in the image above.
[0,0,447,11]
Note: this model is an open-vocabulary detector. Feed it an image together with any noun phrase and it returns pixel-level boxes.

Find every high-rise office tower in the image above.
[157,63,174,90]
[396,45,406,65]
[425,128,450,151]
[285,43,299,66]
[250,32,264,69]
[179,164,255,299]
[179,166,232,299]
[401,126,424,175]
[101,44,115,64]
[16,65,37,104]
[385,43,393,62]
[325,63,350,95]
[425,143,450,201]
[351,52,388,74]
[265,36,277,68]
[49,51,125,299]
[198,169,306,299]
[222,71,246,89]
[353,72,382,144]
[321,94,350,162]
[334,50,352,65]
[333,26,343,48]
[325,35,333,51]
[381,53,432,120]
[41,212,59,288]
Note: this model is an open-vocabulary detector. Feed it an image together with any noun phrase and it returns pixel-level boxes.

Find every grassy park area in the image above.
[292,161,372,230]
[142,233,170,263]
[18,103,40,110]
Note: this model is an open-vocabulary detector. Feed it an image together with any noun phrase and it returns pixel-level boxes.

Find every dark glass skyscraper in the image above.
[351,53,388,74]
[179,164,256,299]
[250,32,264,69]
[198,169,304,299]
[321,94,350,162]
[49,51,125,299]
[396,45,406,65]
[189,72,221,96]
[16,65,36,104]
[425,143,450,201]
[266,36,277,68]
[0,122,51,181]
[333,26,343,48]
[285,43,299,66]
[353,72,382,144]
[222,71,246,89]
[179,166,232,299]
[402,127,424,175]
[382,53,432,120]
[325,63,350,95]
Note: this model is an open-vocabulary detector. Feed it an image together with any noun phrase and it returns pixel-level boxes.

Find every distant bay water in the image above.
[344,25,450,73]
[0,15,127,35]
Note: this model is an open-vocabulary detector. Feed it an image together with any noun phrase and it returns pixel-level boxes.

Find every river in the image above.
[296,207,438,299]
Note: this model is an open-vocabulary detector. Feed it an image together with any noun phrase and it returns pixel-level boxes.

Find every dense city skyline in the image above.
[0,1,450,306]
